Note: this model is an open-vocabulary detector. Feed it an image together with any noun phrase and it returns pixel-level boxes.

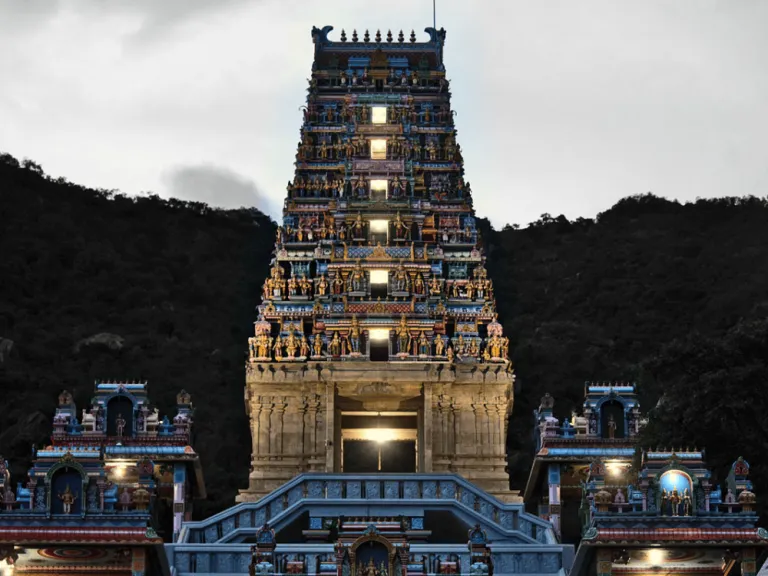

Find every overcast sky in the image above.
[1,0,766,228]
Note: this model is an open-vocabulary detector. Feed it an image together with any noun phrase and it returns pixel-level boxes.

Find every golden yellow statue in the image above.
[273,335,283,360]
[396,314,411,354]
[288,276,299,297]
[285,328,299,359]
[328,332,342,355]
[299,274,312,297]
[434,334,445,356]
[313,334,324,356]
[257,334,271,359]
[316,274,328,296]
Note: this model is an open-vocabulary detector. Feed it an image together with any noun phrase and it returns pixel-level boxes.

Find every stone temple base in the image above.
[237,360,516,503]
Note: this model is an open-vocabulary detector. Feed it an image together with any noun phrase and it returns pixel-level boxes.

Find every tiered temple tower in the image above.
[239,26,515,502]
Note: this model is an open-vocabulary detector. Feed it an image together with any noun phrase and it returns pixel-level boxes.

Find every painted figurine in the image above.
[328,332,341,356]
[115,413,126,437]
[313,334,324,357]
[58,484,78,514]
[433,334,444,356]
[396,314,410,355]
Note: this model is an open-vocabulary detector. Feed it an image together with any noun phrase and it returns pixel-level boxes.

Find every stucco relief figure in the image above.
[300,275,312,297]
[285,329,299,359]
[316,274,328,296]
[359,559,379,576]
[312,334,324,357]
[328,332,342,356]
[396,315,411,354]
[273,335,284,360]
[348,316,361,354]
[682,488,693,516]
[392,265,409,292]
[607,414,617,439]
[413,274,425,295]
[348,264,366,292]
[391,176,404,199]
[58,484,77,514]
[434,334,445,356]
[418,331,430,356]
[115,413,126,437]
[299,336,310,358]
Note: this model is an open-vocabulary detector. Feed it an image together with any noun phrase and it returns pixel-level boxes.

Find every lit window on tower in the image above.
[371,106,387,124]
[370,139,387,160]
[369,328,390,341]
[370,179,387,200]
[369,269,389,285]
[369,219,388,247]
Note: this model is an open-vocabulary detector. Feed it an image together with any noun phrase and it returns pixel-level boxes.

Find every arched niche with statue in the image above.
[46,453,88,517]
[654,466,697,517]
[104,392,136,438]
[348,526,405,576]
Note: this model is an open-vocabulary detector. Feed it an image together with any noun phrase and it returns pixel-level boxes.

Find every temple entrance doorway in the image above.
[341,412,417,473]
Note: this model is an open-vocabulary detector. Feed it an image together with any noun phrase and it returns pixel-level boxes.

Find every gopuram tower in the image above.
[238,26,515,503]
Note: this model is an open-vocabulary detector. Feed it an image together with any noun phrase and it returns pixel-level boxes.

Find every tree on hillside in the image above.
[640,311,768,518]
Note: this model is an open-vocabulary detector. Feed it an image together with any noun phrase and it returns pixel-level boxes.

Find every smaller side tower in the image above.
[0,381,205,575]
[524,382,644,543]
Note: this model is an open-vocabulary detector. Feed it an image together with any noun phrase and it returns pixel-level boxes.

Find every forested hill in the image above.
[2,153,768,519]
[0,153,275,518]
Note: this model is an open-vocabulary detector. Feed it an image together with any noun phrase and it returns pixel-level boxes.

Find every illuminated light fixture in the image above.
[646,548,665,566]
[370,270,389,285]
[370,139,387,160]
[369,219,388,233]
[369,328,390,341]
[371,106,387,124]
[664,471,682,490]
[112,464,127,479]
[605,461,624,476]
[368,427,396,443]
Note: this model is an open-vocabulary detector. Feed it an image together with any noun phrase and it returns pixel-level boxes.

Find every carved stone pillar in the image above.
[422,382,433,472]
[325,382,335,472]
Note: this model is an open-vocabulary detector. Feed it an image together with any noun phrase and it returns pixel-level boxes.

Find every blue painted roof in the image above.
[96,384,146,391]
[587,386,634,393]
[105,446,190,455]
[37,450,100,458]
[646,451,702,460]
[545,448,635,457]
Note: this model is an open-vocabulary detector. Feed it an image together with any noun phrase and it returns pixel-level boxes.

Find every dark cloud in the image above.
[0,0,260,41]
[164,164,278,216]
[0,0,62,32]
